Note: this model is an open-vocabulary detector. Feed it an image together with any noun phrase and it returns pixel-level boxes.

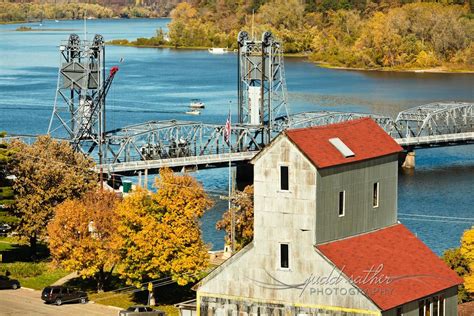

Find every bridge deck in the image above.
[98,151,258,174]
[395,132,474,147]
[97,133,474,174]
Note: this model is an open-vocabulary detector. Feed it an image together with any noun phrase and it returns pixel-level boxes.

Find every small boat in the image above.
[189,99,205,109]
[55,19,59,22]
[208,48,228,54]
[185,109,201,115]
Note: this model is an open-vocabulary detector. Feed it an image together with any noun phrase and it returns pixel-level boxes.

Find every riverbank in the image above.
[108,41,309,58]
[107,40,474,73]
[316,62,474,74]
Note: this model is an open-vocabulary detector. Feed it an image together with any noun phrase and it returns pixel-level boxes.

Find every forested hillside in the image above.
[165,0,474,71]
[0,0,180,22]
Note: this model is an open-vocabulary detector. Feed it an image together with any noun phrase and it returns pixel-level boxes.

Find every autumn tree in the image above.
[216,185,254,251]
[8,135,96,257]
[442,247,470,302]
[48,190,118,292]
[461,226,474,296]
[115,168,212,286]
[0,132,16,224]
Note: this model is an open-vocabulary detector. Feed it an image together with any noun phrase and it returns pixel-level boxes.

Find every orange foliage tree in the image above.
[48,190,119,292]
[216,185,254,251]
[9,135,96,257]
[115,168,212,286]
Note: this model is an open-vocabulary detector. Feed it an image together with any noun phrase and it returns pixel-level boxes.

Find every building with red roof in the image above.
[196,118,461,316]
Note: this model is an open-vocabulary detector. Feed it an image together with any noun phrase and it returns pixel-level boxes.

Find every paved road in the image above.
[0,288,119,315]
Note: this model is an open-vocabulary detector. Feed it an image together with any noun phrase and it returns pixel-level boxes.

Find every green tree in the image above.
[115,168,212,286]
[216,185,254,251]
[48,190,119,292]
[8,135,96,257]
[442,247,470,302]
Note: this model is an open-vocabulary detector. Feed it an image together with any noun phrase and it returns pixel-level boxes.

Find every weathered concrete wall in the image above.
[198,136,380,314]
[315,155,399,244]
[199,295,379,315]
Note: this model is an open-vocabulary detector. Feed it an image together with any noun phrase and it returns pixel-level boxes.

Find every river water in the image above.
[1,18,473,254]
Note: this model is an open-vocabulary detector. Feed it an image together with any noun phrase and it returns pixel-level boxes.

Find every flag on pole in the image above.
[224,111,231,144]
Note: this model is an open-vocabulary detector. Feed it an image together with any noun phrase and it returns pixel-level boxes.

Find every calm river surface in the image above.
[1,18,473,254]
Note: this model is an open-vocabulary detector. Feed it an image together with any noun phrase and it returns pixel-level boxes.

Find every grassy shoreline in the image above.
[315,62,474,74]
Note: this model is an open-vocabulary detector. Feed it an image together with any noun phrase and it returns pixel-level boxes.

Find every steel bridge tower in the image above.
[237,31,289,146]
[47,33,112,164]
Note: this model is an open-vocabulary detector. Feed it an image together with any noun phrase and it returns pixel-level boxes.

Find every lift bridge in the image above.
[46,32,474,177]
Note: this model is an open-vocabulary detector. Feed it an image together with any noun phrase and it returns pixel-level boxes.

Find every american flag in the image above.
[224,111,231,144]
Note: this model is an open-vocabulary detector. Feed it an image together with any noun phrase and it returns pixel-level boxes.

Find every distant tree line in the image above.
[0,2,165,23]
[160,0,474,71]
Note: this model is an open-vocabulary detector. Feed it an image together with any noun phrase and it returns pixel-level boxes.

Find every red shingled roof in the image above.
[285,118,402,169]
[317,224,463,311]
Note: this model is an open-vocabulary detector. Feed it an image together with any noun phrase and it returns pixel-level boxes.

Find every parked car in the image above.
[41,286,88,305]
[0,276,20,289]
[118,305,166,316]
[0,223,11,236]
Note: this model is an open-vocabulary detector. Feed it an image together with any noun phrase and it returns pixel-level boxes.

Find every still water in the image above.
[1,19,473,254]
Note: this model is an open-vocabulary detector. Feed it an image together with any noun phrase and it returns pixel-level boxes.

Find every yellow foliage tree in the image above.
[48,190,119,292]
[461,226,474,294]
[115,168,212,286]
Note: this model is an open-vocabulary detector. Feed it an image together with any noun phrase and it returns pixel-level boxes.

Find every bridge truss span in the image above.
[394,102,474,139]
[103,120,266,165]
[276,111,395,133]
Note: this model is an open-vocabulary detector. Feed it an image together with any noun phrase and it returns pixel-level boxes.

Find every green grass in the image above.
[0,241,14,252]
[0,237,68,289]
[0,236,20,244]
[19,268,69,290]
[91,292,179,315]
[0,261,69,290]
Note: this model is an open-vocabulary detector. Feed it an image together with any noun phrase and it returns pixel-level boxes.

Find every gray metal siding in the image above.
[382,286,458,316]
[316,155,399,244]
[444,286,458,316]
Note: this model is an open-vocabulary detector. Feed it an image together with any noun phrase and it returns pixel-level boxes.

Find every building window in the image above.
[338,191,345,217]
[373,182,380,208]
[280,166,289,191]
[396,307,403,316]
[418,300,424,316]
[417,297,444,316]
[432,296,439,316]
[439,295,444,316]
[280,243,289,269]
[425,299,431,316]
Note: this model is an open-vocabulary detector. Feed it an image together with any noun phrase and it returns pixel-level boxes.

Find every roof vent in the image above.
[329,138,355,158]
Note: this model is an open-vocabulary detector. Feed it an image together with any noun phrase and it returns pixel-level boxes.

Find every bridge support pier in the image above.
[236,164,254,191]
[401,150,416,169]
[144,168,148,189]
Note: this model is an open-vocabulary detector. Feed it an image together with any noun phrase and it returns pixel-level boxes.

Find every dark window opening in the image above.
[418,300,424,316]
[426,299,431,316]
[373,182,379,208]
[280,243,289,269]
[280,166,289,191]
[338,191,345,216]
[396,307,403,316]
